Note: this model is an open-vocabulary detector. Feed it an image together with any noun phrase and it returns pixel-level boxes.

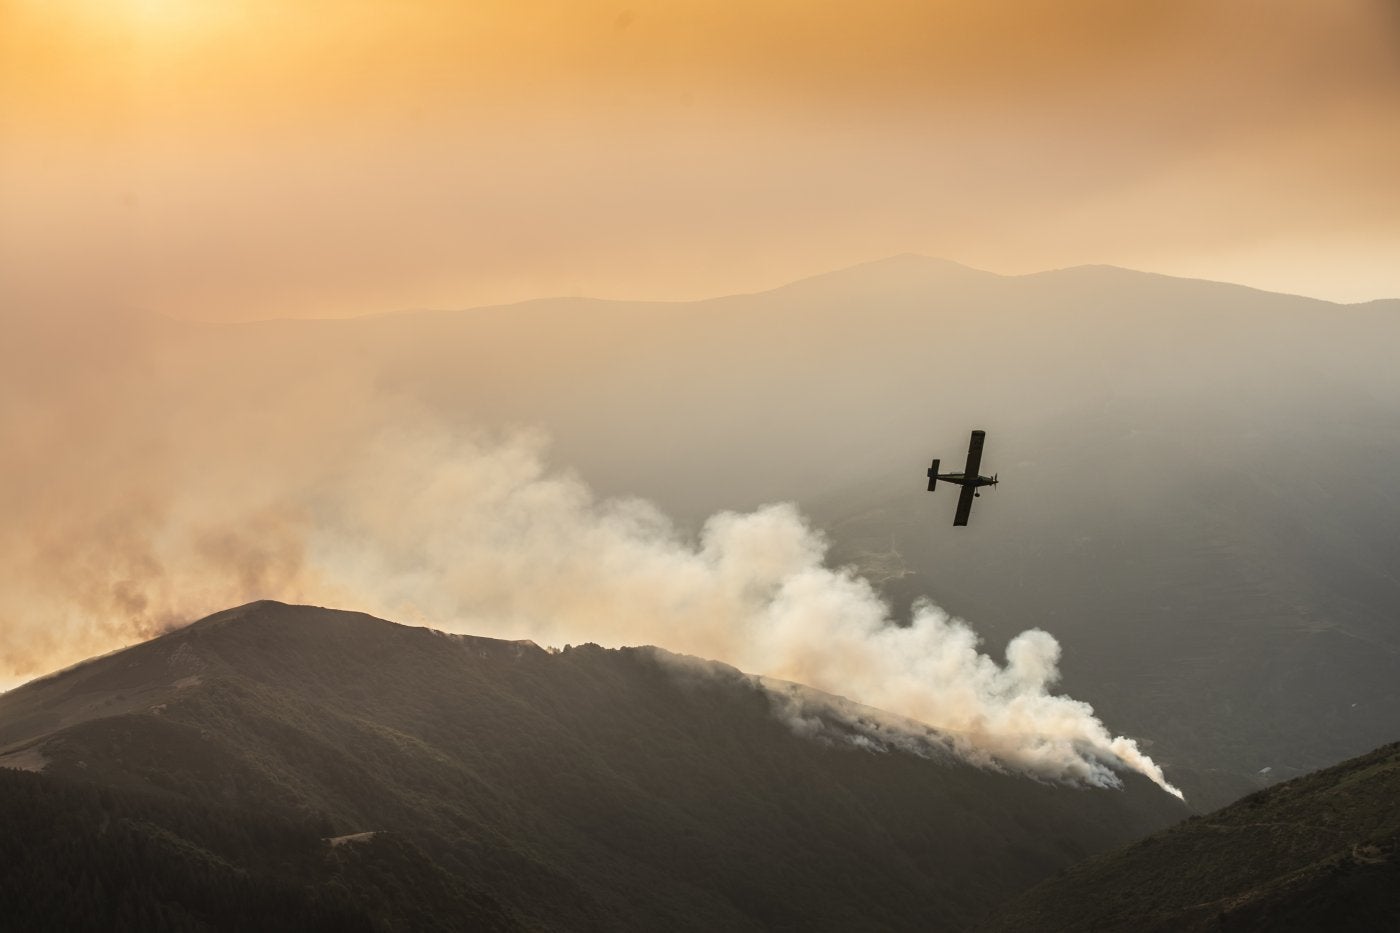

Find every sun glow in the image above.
[3,0,1398,317]
[64,0,241,41]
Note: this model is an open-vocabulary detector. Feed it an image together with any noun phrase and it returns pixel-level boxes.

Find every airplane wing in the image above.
[961,430,985,480]
[953,484,977,526]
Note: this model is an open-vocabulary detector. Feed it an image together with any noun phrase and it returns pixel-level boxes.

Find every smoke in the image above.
[303,427,1182,798]
[0,316,1181,798]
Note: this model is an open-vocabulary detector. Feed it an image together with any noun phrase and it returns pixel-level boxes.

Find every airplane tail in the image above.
[927,459,940,491]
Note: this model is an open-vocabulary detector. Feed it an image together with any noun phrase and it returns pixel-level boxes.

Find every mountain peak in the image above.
[184,598,290,629]
[768,253,997,296]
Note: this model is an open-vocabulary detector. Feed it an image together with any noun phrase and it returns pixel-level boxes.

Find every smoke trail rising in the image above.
[0,317,1181,797]
[302,427,1183,798]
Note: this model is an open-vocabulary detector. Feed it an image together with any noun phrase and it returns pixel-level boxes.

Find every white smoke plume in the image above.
[301,427,1183,798]
[0,318,1182,798]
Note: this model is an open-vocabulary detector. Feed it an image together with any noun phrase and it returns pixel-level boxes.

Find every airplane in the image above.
[926,430,999,526]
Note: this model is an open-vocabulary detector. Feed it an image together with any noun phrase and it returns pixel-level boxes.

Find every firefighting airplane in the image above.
[926,430,999,526]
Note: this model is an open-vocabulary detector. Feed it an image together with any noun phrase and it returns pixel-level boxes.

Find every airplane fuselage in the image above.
[926,429,999,525]
[932,471,998,490]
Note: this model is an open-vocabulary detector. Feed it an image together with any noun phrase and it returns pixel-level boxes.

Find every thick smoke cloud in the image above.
[307,428,1182,797]
[0,318,1181,797]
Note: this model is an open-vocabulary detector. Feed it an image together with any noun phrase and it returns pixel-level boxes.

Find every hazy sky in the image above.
[3,0,1399,319]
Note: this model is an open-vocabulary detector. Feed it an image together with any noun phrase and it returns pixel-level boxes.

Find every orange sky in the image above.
[3,0,1399,319]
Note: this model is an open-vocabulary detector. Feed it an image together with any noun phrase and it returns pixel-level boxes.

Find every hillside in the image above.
[982,740,1400,932]
[0,766,510,932]
[0,601,1186,931]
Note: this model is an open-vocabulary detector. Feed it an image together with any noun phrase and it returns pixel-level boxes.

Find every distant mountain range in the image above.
[135,254,1399,518]
[0,601,1185,932]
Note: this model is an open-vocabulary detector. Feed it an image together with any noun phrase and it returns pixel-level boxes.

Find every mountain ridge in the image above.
[1,600,1187,931]
[175,254,1387,327]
